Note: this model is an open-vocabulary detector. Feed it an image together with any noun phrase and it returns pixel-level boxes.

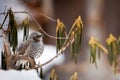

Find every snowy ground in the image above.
[0,25,65,80]
[0,69,41,80]
[0,44,65,80]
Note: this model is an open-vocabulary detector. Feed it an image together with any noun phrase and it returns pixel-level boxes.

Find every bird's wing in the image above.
[18,41,30,55]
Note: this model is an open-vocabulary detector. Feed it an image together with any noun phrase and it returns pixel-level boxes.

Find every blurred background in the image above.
[0,0,120,80]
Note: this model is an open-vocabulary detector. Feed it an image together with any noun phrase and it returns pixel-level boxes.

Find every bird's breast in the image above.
[28,42,44,59]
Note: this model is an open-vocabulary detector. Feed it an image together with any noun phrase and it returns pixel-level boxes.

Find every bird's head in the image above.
[28,32,43,42]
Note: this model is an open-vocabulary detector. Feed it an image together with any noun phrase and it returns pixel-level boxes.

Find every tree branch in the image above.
[0,12,9,29]
[0,11,67,40]
[27,12,67,39]
[0,11,56,22]
[35,37,73,69]
[0,10,73,70]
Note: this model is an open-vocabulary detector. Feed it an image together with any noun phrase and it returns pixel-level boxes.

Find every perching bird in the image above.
[18,32,44,59]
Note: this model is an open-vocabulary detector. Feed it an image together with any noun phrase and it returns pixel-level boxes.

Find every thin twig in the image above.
[27,13,67,39]
[35,12,56,22]
[0,11,67,39]
[0,11,28,15]
[0,10,71,69]
[97,42,108,54]
[35,38,74,69]
[0,12,9,29]
[0,11,56,22]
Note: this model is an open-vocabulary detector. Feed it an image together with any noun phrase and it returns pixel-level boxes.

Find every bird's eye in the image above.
[36,35,42,38]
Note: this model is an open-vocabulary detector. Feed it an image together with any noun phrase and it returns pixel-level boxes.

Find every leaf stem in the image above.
[97,42,108,54]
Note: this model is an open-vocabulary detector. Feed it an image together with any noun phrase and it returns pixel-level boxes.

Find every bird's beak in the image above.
[36,33,43,38]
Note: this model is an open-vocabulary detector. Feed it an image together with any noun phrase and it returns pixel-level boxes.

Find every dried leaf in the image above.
[70,32,77,63]
[107,43,114,65]
[106,34,120,71]
[118,37,120,55]
[90,44,97,64]
[89,37,97,63]
[69,72,78,80]
[49,69,58,80]
[40,67,44,79]
[1,51,6,70]
[69,16,83,36]
[22,17,29,41]
[56,19,66,52]
[8,32,11,46]
[69,16,83,63]
[89,36,109,66]
[8,8,18,54]
[106,34,117,46]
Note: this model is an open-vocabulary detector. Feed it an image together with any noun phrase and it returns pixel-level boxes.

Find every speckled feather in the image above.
[18,32,44,59]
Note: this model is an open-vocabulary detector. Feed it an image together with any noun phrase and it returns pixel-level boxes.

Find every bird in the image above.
[18,32,44,59]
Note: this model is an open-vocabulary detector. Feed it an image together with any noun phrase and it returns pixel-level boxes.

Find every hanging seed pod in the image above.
[64,16,82,63]
[70,16,83,63]
[106,34,116,65]
[112,41,118,69]
[1,51,6,70]
[89,36,108,66]
[22,17,29,41]
[63,16,83,48]
[8,31,11,46]
[8,9,14,47]
[89,38,97,64]
[37,67,44,79]
[56,19,66,52]
[107,43,114,65]
[106,34,119,69]
[69,16,83,37]
[118,37,120,55]
[69,72,78,80]
[91,45,97,64]
[89,37,99,65]
[12,27,18,54]
[70,31,77,62]
[49,69,58,80]
[40,67,44,79]
[8,8,18,54]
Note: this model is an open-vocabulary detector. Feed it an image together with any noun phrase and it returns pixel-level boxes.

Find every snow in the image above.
[0,69,41,80]
[36,45,65,72]
[0,30,65,80]
[0,44,65,80]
